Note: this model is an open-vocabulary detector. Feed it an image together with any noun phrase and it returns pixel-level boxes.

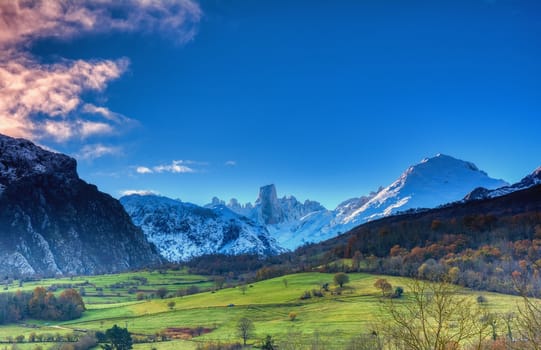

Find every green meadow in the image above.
[0,270,525,348]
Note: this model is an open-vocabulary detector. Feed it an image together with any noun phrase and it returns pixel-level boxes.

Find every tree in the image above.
[379,276,490,350]
[156,287,168,299]
[240,284,248,295]
[103,324,132,350]
[57,288,86,320]
[513,280,541,349]
[214,276,225,290]
[261,335,276,350]
[374,278,393,297]
[334,272,349,288]
[167,301,176,310]
[352,250,362,272]
[289,311,297,321]
[237,317,255,346]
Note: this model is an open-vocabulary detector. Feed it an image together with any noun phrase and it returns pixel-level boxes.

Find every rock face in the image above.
[0,134,161,277]
[254,185,284,225]
[120,194,285,262]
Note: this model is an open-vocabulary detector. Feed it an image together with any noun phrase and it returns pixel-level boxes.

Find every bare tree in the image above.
[374,278,393,297]
[379,276,490,350]
[513,287,541,349]
[237,317,255,346]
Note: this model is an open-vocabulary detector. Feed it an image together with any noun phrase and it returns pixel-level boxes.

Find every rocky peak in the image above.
[255,184,284,224]
[0,134,77,185]
[0,134,161,276]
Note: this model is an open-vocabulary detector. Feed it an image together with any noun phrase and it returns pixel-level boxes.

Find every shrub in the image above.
[300,291,311,300]
[289,312,297,321]
[312,289,324,297]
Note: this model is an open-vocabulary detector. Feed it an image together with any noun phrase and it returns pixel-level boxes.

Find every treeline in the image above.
[184,254,275,276]
[0,287,85,324]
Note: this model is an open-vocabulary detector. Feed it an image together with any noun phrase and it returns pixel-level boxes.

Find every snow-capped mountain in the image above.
[0,134,161,276]
[120,194,284,262]
[465,166,541,201]
[336,154,509,225]
[217,154,509,250]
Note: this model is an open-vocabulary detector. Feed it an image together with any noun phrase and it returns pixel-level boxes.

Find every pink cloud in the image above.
[0,0,201,142]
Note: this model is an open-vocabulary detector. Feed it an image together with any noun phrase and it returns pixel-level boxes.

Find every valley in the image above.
[0,270,526,349]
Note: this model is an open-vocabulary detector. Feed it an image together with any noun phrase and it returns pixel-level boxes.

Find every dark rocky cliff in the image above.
[0,134,161,276]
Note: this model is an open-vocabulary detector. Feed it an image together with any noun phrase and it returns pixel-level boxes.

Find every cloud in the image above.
[154,160,195,173]
[76,143,123,160]
[120,189,159,196]
[0,0,202,142]
[136,166,153,174]
[136,160,198,174]
[225,160,237,167]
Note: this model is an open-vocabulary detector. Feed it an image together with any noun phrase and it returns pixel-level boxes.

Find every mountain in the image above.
[120,194,284,262]
[217,154,509,250]
[334,154,508,225]
[465,166,541,201]
[0,134,161,277]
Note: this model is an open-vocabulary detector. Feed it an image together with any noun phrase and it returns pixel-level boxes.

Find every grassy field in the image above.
[0,270,525,349]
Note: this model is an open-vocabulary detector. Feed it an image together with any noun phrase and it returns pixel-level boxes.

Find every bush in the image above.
[312,289,324,297]
[477,295,488,304]
[393,286,404,298]
[300,291,312,300]
[156,287,168,299]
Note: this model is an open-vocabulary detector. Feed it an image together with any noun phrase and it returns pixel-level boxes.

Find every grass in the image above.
[0,270,526,348]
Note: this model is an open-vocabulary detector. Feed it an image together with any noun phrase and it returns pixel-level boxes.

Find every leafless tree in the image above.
[379,276,490,350]
[237,317,255,346]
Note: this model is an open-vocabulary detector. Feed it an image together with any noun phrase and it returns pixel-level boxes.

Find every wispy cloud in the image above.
[136,166,153,174]
[0,0,202,142]
[76,144,123,160]
[136,160,199,174]
[120,189,159,196]
[225,160,237,167]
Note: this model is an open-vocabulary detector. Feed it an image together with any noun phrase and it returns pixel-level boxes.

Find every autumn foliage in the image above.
[0,287,85,324]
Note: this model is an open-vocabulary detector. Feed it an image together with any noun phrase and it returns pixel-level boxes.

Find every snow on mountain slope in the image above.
[120,194,284,262]
[338,154,508,226]
[465,166,541,201]
[216,154,508,250]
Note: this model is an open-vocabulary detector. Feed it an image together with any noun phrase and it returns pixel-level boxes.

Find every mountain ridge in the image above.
[0,133,161,276]
[209,154,509,250]
[120,194,284,262]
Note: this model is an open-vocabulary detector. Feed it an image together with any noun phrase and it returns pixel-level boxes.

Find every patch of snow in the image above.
[120,194,284,262]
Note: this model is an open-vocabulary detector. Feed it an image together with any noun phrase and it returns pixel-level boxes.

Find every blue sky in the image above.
[1,0,540,208]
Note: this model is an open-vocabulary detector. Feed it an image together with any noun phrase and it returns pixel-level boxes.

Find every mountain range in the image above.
[120,154,520,259]
[1,133,539,273]
[206,154,509,249]
[120,194,284,262]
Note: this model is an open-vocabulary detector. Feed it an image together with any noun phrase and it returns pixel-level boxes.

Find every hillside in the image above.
[120,194,284,261]
[287,183,541,294]
[0,134,161,276]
